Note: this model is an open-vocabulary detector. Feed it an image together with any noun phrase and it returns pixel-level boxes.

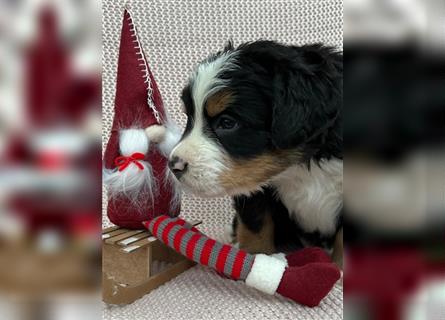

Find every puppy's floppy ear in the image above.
[270,45,342,152]
[271,70,311,150]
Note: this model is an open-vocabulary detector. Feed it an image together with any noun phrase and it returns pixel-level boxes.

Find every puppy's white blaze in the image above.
[190,51,238,117]
[170,53,238,196]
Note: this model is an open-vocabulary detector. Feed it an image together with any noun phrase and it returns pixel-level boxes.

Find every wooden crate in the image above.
[102,220,200,305]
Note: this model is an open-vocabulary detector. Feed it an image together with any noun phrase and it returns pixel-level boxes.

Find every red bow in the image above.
[114,152,145,171]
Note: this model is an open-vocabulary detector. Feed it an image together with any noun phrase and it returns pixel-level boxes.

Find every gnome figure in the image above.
[5,7,101,240]
[103,9,181,229]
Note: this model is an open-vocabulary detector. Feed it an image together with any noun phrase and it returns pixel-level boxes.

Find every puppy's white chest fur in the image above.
[271,159,343,236]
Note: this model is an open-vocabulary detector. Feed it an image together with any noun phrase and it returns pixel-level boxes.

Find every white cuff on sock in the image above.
[245,254,287,295]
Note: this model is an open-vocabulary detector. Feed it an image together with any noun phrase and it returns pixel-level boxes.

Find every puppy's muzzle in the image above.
[168,156,188,179]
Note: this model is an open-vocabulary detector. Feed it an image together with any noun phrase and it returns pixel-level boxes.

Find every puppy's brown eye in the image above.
[216,116,238,130]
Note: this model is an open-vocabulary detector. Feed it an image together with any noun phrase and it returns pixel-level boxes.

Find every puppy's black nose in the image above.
[168,156,188,179]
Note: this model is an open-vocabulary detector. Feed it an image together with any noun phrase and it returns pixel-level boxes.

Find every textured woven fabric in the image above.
[103,266,344,320]
[103,0,343,318]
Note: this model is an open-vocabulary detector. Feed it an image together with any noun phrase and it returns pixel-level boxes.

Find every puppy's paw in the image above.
[224,223,237,244]
[145,125,167,143]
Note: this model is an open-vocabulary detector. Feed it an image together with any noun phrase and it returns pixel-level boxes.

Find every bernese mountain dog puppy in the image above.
[168,41,343,264]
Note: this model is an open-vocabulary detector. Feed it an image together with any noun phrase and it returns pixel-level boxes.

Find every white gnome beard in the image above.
[159,121,182,158]
[145,120,182,158]
[103,161,157,206]
[163,122,183,210]
[163,167,182,211]
[146,118,182,211]
[103,128,157,206]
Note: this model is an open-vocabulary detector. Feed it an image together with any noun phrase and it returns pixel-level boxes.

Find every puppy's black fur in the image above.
[216,41,342,163]
[233,187,342,251]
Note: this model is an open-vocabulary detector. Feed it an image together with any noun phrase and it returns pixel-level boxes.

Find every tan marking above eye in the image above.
[205,90,233,117]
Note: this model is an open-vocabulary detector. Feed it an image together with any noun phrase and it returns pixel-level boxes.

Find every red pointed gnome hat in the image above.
[104,9,165,168]
[27,7,100,128]
[103,8,180,229]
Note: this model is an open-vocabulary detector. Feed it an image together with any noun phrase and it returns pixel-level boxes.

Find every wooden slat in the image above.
[102,228,129,240]
[105,230,147,245]
[117,232,151,246]
[102,226,119,234]
[120,236,158,253]
[102,220,201,244]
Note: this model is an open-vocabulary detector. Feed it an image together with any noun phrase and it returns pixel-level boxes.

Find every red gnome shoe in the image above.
[103,9,181,229]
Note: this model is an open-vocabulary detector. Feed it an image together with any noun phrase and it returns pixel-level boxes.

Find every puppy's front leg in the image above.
[234,213,276,254]
[332,227,343,269]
